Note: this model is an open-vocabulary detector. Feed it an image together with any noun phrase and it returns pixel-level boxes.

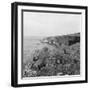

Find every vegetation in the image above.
[23,33,80,77]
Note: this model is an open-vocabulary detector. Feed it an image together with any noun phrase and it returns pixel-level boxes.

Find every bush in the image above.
[23,34,80,77]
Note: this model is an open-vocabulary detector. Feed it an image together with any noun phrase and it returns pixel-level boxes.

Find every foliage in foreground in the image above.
[23,33,80,77]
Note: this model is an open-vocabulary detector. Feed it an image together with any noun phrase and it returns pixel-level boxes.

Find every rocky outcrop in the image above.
[23,33,80,77]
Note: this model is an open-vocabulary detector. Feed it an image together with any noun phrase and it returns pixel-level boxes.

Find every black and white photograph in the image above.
[22,11,80,78]
[11,2,88,87]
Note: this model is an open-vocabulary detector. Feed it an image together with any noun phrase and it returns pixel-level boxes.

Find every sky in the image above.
[23,11,81,37]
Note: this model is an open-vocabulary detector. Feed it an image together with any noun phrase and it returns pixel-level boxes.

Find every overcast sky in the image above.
[23,12,81,37]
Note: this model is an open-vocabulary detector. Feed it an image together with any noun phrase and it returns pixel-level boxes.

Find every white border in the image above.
[18,5,86,84]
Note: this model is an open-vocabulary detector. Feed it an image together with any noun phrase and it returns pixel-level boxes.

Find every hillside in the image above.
[23,33,80,77]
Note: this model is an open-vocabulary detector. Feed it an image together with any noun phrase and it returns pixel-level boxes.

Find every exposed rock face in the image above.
[23,33,80,77]
[42,33,80,47]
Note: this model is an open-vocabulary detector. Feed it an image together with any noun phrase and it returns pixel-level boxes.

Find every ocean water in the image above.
[23,36,52,63]
[23,37,42,63]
